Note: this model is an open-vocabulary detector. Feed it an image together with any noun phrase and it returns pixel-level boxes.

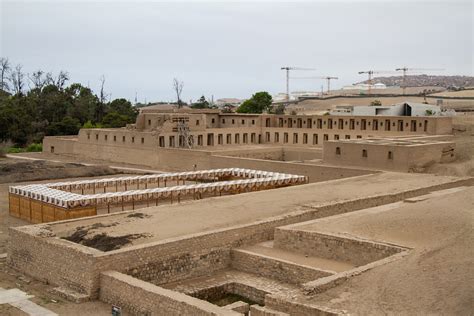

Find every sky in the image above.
[1,0,472,103]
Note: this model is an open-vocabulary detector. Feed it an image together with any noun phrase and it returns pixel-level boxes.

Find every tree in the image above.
[9,64,25,96]
[46,116,81,136]
[101,112,131,128]
[172,78,184,108]
[0,57,10,92]
[191,95,210,109]
[28,70,47,91]
[108,98,137,119]
[236,91,272,113]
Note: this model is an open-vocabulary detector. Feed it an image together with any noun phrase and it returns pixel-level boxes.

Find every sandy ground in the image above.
[430,89,474,98]
[47,172,468,250]
[296,186,474,315]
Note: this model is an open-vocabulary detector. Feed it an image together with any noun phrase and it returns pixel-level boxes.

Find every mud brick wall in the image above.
[8,177,472,300]
[7,227,99,296]
[230,249,333,285]
[273,229,403,266]
[265,295,341,316]
[126,248,231,286]
[100,271,240,316]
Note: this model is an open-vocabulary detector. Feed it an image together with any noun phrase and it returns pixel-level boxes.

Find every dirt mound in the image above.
[0,159,121,183]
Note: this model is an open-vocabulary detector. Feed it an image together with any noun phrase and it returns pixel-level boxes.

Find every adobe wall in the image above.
[273,229,403,266]
[43,136,76,154]
[8,177,472,300]
[99,271,240,316]
[230,249,333,285]
[126,248,231,286]
[323,141,455,172]
[265,295,341,316]
[7,227,100,295]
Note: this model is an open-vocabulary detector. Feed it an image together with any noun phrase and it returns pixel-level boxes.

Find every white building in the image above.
[330,102,444,117]
[342,83,387,90]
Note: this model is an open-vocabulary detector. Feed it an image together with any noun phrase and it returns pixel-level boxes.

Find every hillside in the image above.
[358,75,474,88]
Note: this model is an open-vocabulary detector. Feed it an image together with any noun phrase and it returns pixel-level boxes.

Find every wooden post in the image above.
[107,203,110,214]
[132,197,135,210]
[121,197,124,212]
[170,192,173,204]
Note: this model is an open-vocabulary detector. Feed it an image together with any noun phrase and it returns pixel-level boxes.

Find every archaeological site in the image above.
[2,101,473,315]
[1,1,473,315]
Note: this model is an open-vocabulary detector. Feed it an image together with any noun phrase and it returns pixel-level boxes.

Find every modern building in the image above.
[330,102,444,117]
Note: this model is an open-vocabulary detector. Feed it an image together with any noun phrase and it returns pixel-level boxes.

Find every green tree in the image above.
[191,96,210,109]
[101,112,131,128]
[236,91,272,113]
[370,99,382,106]
[46,116,81,136]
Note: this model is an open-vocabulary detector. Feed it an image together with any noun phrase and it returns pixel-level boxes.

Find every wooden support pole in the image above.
[107,203,110,214]
[121,197,124,212]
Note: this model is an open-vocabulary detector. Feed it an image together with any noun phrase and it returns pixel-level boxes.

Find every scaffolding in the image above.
[175,118,194,148]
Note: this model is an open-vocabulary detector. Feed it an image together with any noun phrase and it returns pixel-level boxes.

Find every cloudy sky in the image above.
[1,0,472,103]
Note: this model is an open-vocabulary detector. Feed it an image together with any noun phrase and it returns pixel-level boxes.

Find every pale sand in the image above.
[297,186,474,315]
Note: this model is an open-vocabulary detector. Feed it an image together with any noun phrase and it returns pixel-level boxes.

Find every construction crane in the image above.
[358,70,395,96]
[291,76,339,94]
[395,67,444,95]
[281,67,315,101]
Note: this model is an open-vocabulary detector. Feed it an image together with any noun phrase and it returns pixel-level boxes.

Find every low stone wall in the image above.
[274,230,404,266]
[250,305,289,316]
[265,295,342,316]
[8,177,472,300]
[231,249,333,285]
[191,282,269,306]
[128,248,231,286]
[99,271,240,315]
[7,227,99,296]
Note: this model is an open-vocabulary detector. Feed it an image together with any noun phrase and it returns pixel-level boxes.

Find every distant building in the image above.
[215,98,243,107]
[330,102,444,117]
[342,83,387,90]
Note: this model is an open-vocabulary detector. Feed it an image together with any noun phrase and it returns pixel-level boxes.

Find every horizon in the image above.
[1,1,472,103]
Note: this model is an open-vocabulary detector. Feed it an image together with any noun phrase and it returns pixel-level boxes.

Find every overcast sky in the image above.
[1,0,472,103]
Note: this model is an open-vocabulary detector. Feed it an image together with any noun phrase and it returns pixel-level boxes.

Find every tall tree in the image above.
[28,70,46,91]
[9,64,25,96]
[172,78,184,108]
[0,57,10,91]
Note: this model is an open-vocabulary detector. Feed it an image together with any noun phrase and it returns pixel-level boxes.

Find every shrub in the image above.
[26,143,43,152]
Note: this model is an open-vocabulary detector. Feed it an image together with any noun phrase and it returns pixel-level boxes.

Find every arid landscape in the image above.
[1,1,473,315]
